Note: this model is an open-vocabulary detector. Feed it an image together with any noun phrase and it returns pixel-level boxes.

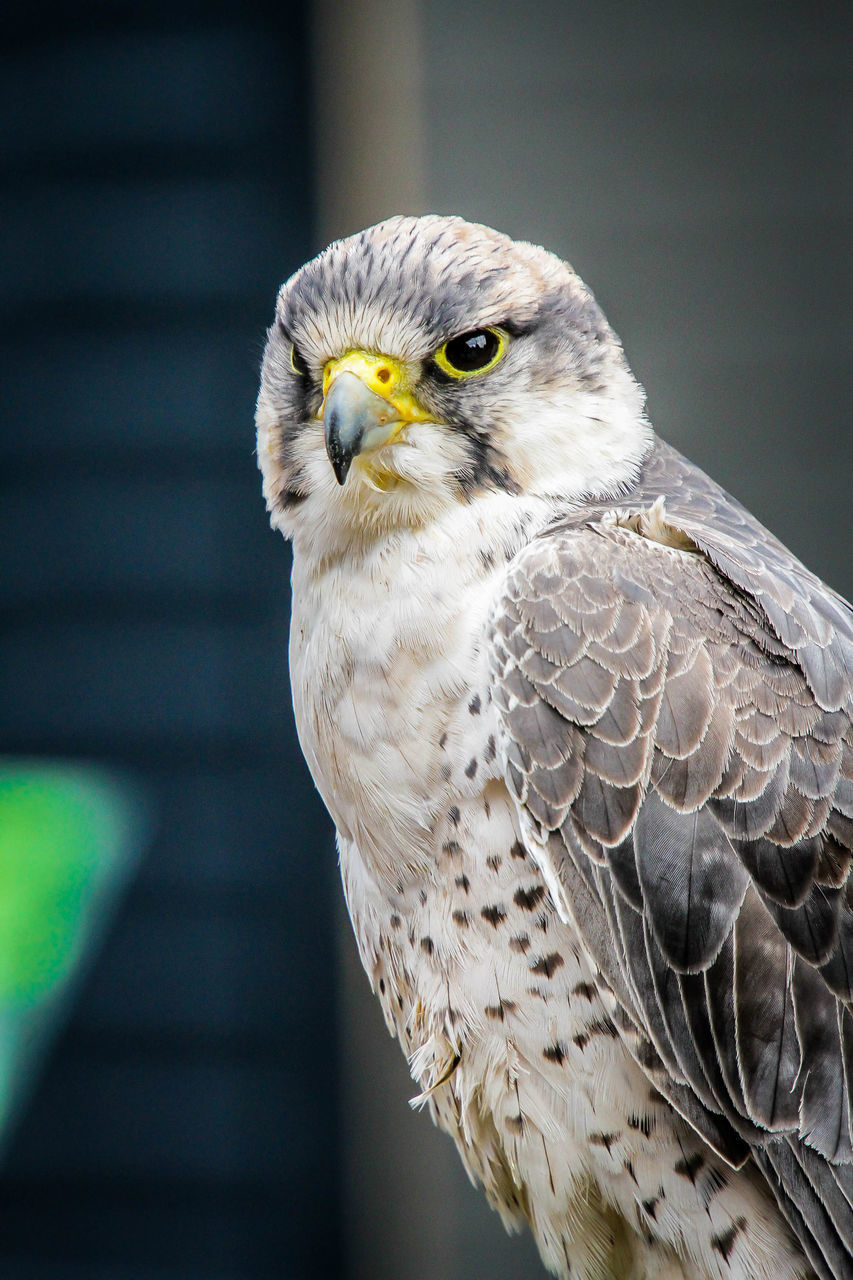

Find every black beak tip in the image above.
[324,407,354,485]
[331,453,352,486]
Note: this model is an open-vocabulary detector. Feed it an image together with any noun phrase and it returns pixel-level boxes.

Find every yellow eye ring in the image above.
[433,327,507,379]
[290,343,309,377]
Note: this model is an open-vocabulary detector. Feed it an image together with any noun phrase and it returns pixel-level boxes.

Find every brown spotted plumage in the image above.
[257,215,852,1279]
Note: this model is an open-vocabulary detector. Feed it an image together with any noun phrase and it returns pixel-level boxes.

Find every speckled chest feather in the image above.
[287,501,811,1280]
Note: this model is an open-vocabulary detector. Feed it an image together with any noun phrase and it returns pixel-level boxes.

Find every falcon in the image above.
[256,215,853,1280]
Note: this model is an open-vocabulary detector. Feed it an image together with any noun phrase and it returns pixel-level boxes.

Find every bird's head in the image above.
[257,215,652,554]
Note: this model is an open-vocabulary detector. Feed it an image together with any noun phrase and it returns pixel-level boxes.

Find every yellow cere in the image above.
[322,350,433,426]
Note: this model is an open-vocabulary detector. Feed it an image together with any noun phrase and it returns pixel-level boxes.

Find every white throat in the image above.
[287,491,550,886]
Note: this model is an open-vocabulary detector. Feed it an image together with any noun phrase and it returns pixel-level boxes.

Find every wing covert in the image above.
[488,468,853,1272]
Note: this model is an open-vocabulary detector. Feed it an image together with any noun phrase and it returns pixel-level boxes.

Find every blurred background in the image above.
[0,1,850,1277]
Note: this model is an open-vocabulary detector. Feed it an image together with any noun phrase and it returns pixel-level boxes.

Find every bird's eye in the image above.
[290,343,310,377]
[434,327,506,378]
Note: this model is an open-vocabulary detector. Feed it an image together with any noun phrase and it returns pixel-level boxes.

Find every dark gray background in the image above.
[0,3,340,1278]
[0,2,850,1278]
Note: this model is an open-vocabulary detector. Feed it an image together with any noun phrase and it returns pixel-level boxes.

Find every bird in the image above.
[256,215,853,1280]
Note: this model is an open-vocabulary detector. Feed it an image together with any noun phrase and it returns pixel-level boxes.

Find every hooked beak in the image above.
[321,351,431,485]
[323,372,402,485]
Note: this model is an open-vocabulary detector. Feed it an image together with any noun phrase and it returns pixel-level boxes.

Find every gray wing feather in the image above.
[634,792,749,971]
[703,933,749,1110]
[731,888,802,1131]
[756,1143,842,1280]
[489,439,853,1274]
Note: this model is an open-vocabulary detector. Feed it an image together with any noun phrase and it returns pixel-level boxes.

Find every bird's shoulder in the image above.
[540,437,852,687]
[486,436,853,1265]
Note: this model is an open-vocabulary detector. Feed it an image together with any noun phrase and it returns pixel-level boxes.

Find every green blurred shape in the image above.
[0,761,144,1140]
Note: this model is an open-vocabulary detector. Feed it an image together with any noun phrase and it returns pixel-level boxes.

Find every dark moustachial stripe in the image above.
[454,432,522,501]
[279,488,308,508]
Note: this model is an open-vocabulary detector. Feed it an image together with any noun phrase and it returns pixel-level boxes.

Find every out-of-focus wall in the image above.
[332,3,852,1278]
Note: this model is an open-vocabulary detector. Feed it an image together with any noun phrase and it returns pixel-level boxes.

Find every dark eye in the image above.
[289,343,310,377]
[434,327,507,378]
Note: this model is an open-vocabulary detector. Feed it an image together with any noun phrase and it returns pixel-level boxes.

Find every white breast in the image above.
[286,494,807,1280]
[288,494,545,882]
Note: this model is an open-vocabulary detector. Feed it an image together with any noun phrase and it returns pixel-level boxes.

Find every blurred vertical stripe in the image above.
[310,0,427,247]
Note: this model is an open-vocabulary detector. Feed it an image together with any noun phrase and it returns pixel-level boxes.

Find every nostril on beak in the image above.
[376,366,392,385]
